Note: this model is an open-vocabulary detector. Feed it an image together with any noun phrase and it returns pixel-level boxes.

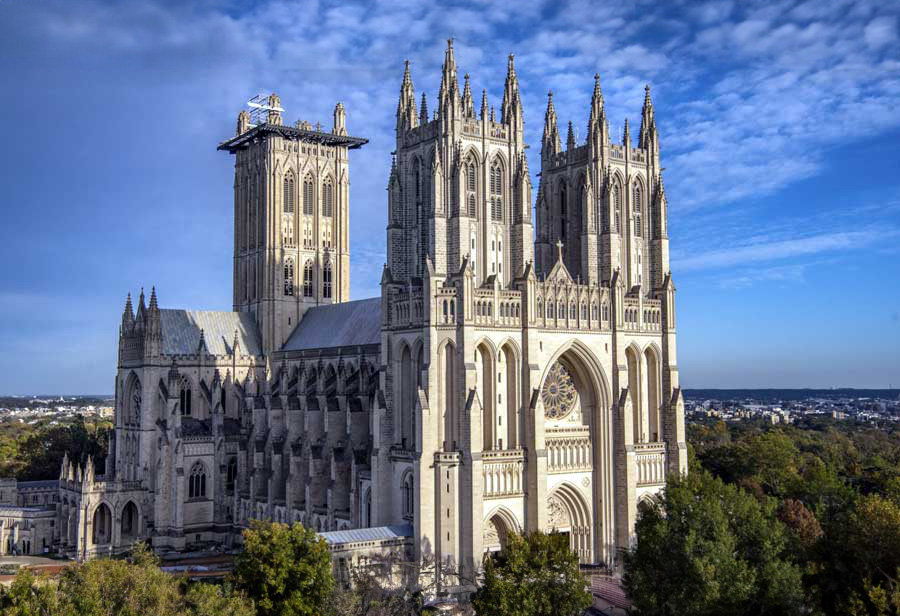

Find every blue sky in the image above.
[0,0,898,394]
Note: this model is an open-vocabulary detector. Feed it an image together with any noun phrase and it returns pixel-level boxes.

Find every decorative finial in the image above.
[556,240,564,263]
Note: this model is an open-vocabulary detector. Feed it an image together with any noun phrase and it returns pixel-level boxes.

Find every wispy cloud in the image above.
[673,229,887,272]
[713,263,810,289]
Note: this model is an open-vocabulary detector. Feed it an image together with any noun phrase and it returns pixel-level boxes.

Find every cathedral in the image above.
[6,41,686,590]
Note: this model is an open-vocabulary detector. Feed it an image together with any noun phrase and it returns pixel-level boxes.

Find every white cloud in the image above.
[865,15,899,49]
[673,230,883,272]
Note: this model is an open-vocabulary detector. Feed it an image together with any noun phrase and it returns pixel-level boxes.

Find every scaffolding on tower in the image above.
[246,93,283,128]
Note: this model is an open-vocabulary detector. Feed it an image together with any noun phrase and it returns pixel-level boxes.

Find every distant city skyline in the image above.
[1,0,899,394]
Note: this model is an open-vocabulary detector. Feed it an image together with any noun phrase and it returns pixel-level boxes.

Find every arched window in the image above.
[303,261,314,297]
[283,172,295,214]
[613,184,621,233]
[284,257,294,296]
[402,474,414,520]
[490,160,503,221]
[226,458,238,494]
[634,183,642,237]
[323,261,333,299]
[322,178,334,217]
[303,174,314,215]
[128,377,142,425]
[189,462,206,499]
[179,381,192,416]
[466,159,476,218]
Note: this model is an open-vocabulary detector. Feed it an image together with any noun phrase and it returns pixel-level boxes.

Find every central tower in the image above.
[387,41,533,286]
[219,95,367,355]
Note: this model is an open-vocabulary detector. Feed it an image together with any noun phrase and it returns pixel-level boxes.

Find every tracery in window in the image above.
[179,380,192,416]
[303,174,314,216]
[613,184,621,233]
[490,160,503,221]
[284,257,294,296]
[322,178,334,217]
[466,159,477,218]
[189,462,206,499]
[323,261,333,299]
[283,171,295,214]
[633,183,642,237]
[402,473,414,519]
[303,260,314,297]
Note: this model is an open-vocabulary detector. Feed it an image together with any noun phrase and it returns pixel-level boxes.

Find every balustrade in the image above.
[482,450,525,498]
[635,442,666,486]
[547,436,592,473]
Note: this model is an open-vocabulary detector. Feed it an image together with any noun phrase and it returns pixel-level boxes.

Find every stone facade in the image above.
[34,42,686,589]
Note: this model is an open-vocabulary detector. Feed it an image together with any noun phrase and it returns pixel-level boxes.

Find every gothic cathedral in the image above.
[48,41,686,591]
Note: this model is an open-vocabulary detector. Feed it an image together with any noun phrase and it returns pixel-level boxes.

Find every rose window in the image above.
[541,362,577,419]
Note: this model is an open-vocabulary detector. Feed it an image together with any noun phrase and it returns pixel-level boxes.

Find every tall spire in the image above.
[463,74,475,118]
[588,73,607,151]
[122,292,134,330]
[439,38,460,114]
[419,92,429,124]
[639,84,657,149]
[542,91,561,160]
[567,120,576,149]
[623,118,631,146]
[480,88,488,120]
[501,53,522,126]
[135,287,146,325]
[396,60,417,132]
[589,74,604,129]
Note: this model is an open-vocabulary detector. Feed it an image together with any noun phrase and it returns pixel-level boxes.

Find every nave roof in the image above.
[159,309,262,356]
[280,298,381,353]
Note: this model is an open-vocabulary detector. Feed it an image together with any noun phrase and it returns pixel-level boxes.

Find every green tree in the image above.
[233,521,334,616]
[471,531,592,616]
[55,542,183,616]
[622,471,803,616]
[0,568,61,616]
[16,417,111,480]
[183,582,256,616]
[819,495,900,615]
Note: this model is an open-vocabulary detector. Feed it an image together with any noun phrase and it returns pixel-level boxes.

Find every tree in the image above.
[623,471,803,616]
[233,521,334,616]
[15,417,110,480]
[818,494,900,615]
[0,568,61,615]
[56,542,183,616]
[471,531,592,616]
[182,582,256,616]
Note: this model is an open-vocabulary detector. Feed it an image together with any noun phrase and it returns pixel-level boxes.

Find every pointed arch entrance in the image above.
[537,340,615,566]
[548,483,592,564]
[483,506,520,554]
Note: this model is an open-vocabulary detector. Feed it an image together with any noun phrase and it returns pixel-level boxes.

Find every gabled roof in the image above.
[159,310,262,356]
[280,298,381,352]
[545,256,574,284]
